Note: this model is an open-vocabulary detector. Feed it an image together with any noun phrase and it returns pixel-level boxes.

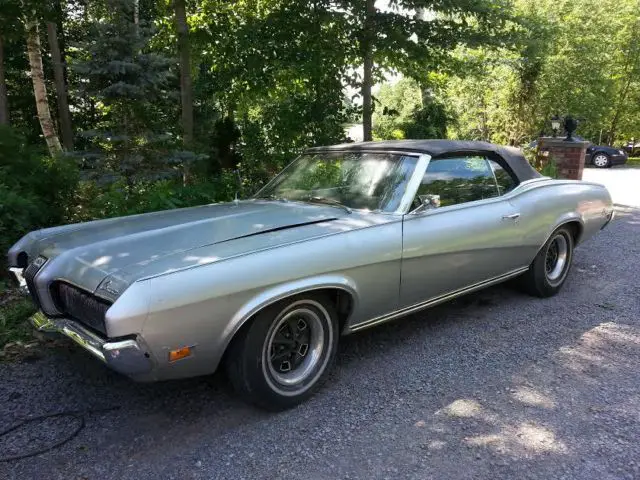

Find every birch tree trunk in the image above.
[25,18,62,155]
[133,0,139,36]
[0,34,9,125]
[46,21,73,150]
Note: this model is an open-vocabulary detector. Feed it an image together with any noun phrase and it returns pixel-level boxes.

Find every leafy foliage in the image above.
[70,174,237,222]
[373,78,448,140]
[441,0,640,146]
[0,126,77,264]
[73,0,179,178]
[0,294,36,349]
[0,0,637,254]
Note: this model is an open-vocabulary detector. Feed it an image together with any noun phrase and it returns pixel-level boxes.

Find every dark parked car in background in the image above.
[585,143,628,168]
[529,136,628,168]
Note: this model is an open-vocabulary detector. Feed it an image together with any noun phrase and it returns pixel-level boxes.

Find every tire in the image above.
[520,226,574,298]
[225,293,339,410]
[592,152,611,168]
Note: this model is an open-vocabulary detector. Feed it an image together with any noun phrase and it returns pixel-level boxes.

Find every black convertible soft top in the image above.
[305,140,542,183]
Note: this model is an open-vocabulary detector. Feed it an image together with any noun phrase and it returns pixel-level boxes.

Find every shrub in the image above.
[0,293,36,349]
[0,126,78,269]
[70,173,239,223]
[539,158,558,178]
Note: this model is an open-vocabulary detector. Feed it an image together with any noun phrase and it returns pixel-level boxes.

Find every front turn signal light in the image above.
[169,346,192,362]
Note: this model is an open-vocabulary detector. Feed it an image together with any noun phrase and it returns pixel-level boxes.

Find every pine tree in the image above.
[74,0,175,179]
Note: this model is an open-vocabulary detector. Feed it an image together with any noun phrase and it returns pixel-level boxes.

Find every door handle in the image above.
[502,213,521,221]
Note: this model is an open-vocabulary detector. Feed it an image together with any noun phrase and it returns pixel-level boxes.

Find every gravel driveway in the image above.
[1,207,639,480]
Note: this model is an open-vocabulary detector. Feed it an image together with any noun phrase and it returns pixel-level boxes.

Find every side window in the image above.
[416,156,498,208]
[488,159,517,195]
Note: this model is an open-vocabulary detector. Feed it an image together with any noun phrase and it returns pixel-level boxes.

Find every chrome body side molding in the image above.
[349,267,529,333]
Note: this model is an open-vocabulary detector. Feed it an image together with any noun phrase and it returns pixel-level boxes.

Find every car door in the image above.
[399,155,526,308]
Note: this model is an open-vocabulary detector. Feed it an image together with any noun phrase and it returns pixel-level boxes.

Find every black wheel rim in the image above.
[261,300,333,396]
[269,316,312,374]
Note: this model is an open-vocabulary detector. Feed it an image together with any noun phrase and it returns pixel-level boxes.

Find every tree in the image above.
[194,0,351,176]
[440,0,640,145]
[46,20,74,150]
[606,5,640,143]
[0,34,8,125]
[361,0,375,141]
[25,16,62,155]
[174,0,194,148]
[74,0,175,178]
[373,77,448,140]
[330,0,514,142]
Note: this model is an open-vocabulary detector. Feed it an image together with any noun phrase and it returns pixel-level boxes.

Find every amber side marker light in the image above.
[169,346,192,362]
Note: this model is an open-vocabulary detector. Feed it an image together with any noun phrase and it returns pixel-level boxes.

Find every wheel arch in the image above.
[563,220,583,245]
[220,276,359,360]
[540,216,584,255]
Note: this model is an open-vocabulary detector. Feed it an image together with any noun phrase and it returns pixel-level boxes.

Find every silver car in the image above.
[8,140,614,409]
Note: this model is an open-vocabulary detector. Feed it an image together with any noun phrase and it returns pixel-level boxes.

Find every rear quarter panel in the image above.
[509,179,613,263]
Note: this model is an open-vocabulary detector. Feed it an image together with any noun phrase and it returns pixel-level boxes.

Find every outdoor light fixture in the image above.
[550,115,561,137]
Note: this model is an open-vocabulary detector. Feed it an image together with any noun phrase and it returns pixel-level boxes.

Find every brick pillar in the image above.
[538,137,589,180]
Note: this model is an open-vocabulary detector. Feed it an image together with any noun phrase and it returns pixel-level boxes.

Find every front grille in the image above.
[54,283,111,336]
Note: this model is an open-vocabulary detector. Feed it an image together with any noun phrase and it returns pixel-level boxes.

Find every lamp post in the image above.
[550,115,561,137]
[540,114,586,180]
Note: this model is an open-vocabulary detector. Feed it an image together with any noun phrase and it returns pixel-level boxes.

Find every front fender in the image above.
[221,274,360,350]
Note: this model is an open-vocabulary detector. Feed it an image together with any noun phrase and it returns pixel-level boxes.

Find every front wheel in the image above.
[225,293,339,410]
[592,152,611,168]
[520,226,574,297]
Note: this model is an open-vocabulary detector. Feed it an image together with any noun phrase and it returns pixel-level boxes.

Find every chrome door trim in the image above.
[396,153,431,214]
[348,266,529,333]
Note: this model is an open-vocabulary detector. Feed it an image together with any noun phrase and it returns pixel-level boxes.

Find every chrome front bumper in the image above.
[30,311,153,376]
[9,267,29,295]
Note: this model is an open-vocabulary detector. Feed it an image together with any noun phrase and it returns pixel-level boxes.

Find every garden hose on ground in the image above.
[0,406,120,463]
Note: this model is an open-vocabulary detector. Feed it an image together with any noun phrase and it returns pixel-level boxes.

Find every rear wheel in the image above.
[592,152,611,168]
[225,293,338,410]
[520,226,574,297]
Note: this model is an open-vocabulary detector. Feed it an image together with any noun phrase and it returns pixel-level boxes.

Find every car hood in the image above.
[19,200,375,297]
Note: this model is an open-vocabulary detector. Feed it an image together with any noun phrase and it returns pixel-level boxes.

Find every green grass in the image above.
[0,280,36,349]
[627,156,640,166]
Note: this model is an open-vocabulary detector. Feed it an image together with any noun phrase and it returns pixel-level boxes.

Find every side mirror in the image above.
[412,194,441,214]
[419,194,441,209]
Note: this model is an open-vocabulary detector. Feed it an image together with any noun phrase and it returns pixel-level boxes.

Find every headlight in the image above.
[619,150,625,155]
[32,255,47,268]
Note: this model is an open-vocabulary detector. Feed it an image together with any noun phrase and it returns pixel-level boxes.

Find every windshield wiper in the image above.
[303,196,352,214]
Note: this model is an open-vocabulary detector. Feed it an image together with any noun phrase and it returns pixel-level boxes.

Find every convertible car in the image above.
[8,140,614,409]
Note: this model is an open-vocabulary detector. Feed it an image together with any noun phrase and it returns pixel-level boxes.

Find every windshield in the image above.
[255,152,419,213]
